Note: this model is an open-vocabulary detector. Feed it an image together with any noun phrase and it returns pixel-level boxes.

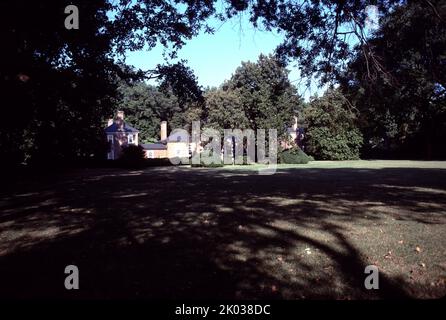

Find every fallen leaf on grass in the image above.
[415,246,421,253]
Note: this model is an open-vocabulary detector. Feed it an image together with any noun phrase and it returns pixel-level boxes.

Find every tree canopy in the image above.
[340,0,446,159]
[2,0,445,165]
[204,88,250,133]
[1,0,208,165]
[117,54,302,143]
[304,89,363,160]
[225,54,302,139]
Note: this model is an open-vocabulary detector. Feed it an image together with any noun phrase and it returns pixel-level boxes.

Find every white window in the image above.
[128,134,134,144]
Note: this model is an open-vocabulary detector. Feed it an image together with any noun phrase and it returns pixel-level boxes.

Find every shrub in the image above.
[279,147,313,164]
[304,89,363,160]
[306,128,363,160]
[191,160,223,168]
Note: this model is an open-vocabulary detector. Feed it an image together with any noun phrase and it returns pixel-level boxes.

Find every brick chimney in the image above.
[160,121,167,141]
[116,111,124,129]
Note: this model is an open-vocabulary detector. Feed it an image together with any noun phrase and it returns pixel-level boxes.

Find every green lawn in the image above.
[0,160,445,299]
[220,160,446,170]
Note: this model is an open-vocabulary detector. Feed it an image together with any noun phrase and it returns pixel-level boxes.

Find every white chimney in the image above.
[115,110,124,129]
[160,121,167,141]
[292,116,298,131]
[107,118,113,127]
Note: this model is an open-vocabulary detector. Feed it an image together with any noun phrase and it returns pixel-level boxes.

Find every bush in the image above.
[191,160,223,168]
[118,145,146,168]
[279,147,313,164]
[304,89,363,160]
[306,128,363,160]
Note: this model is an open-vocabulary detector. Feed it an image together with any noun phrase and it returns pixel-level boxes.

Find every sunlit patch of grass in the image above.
[219,160,446,171]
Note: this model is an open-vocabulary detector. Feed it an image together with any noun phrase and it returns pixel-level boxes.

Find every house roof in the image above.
[141,143,167,150]
[105,122,139,133]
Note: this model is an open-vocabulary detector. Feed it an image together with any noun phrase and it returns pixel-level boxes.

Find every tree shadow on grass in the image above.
[0,166,445,299]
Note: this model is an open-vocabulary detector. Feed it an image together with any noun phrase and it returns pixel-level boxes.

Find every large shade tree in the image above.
[116,83,177,142]
[204,88,250,133]
[226,54,302,139]
[1,0,212,166]
[3,0,439,165]
[340,0,446,159]
[116,74,204,143]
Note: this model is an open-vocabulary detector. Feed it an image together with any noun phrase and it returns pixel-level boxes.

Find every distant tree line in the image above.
[118,54,302,143]
[2,0,444,167]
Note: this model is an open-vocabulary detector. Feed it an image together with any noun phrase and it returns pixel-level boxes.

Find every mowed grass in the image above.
[0,160,445,299]
[221,159,446,170]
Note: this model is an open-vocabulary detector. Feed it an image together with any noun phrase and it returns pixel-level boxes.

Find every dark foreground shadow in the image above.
[0,166,445,299]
